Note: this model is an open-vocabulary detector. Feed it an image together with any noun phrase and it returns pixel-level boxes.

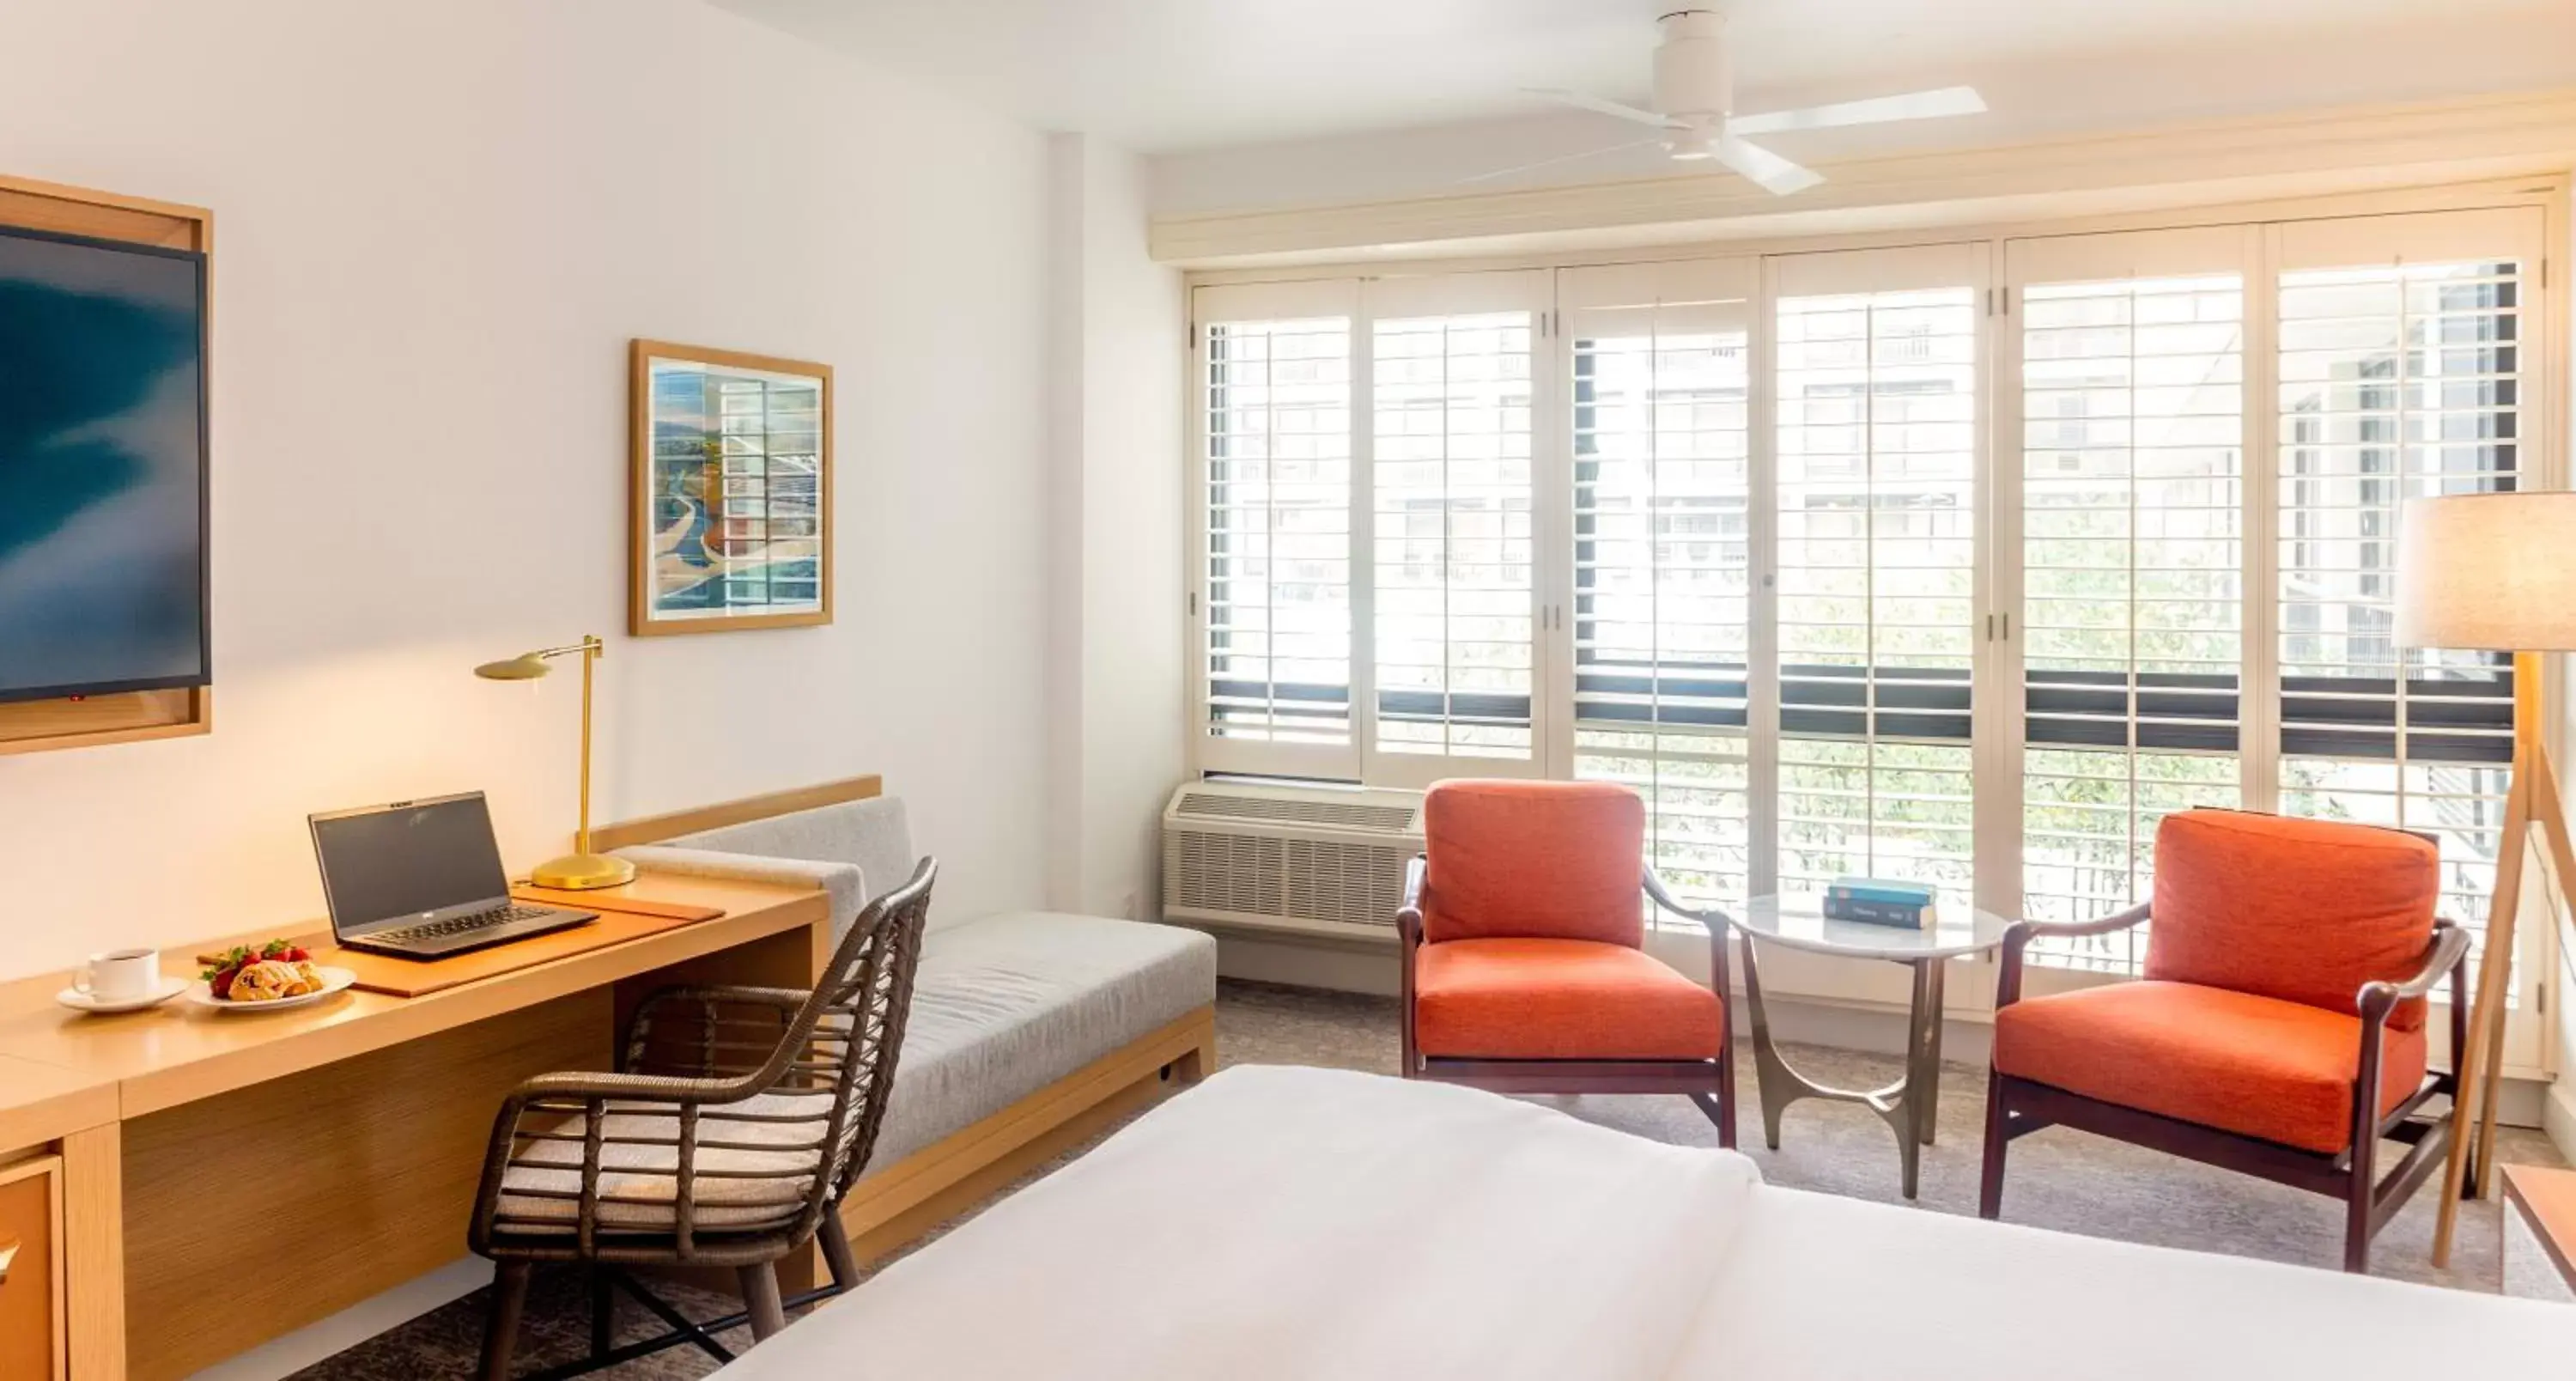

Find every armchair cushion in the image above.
[1414,938,1722,1061]
[1421,780,1645,946]
[1992,980,2427,1153]
[2145,810,2439,1029]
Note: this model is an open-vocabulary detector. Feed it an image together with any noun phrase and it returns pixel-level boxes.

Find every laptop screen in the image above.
[311,793,513,932]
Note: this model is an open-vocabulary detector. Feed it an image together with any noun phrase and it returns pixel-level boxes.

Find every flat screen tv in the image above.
[0,222,209,704]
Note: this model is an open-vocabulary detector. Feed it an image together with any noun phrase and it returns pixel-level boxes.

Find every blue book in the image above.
[1823,895,1932,930]
[1826,877,1935,909]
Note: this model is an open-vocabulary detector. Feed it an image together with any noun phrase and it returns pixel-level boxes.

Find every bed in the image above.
[713,1065,2576,1379]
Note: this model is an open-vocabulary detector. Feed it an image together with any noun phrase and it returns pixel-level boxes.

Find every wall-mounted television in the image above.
[0,222,209,704]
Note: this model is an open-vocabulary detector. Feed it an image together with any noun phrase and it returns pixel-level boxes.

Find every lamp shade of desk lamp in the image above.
[2402,492,2576,1267]
[472,635,636,891]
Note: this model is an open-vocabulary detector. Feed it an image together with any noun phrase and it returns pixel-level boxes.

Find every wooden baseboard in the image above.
[839,1005,1217,1263]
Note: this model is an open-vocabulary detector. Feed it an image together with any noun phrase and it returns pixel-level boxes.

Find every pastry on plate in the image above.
[204,941,325,1002]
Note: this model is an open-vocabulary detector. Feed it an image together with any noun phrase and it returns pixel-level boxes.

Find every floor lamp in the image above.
[2402,492,2576,1267]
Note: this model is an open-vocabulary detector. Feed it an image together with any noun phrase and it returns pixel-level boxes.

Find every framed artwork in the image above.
[629,339,833,636]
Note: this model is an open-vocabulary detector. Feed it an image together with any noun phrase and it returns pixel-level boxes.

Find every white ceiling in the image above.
[715,0,2576,155]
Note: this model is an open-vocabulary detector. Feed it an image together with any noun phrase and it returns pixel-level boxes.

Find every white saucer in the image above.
[55,976,189,1014]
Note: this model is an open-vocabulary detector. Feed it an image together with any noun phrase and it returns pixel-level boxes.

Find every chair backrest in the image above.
[1420,780,1644,946]
[2144,809,2438,1024]
[804,855,936,1202]
[667,855,937,1240]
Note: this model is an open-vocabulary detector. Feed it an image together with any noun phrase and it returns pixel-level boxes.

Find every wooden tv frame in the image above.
[0,173,214,757]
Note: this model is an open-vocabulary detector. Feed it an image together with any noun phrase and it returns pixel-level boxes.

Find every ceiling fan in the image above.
[1473,8,1985,194]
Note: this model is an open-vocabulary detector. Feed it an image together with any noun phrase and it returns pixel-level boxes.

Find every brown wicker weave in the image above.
[469,857,936,1378]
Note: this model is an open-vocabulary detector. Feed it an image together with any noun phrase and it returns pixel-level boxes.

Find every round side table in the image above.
[1735,895,2011,1200]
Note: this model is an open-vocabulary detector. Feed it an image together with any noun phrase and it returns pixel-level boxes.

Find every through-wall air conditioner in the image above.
[1161,780,1425,942]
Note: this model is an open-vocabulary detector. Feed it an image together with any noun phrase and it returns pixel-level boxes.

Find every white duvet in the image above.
[716,1065,2576,1380]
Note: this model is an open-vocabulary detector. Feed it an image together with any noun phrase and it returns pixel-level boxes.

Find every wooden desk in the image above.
[0,873,830,1381]
[2500,1163,2576,1301]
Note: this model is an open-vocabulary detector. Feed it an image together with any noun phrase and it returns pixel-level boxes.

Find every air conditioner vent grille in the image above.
[1163,830,1285,916]
[1283,838,1412,928]
[1175,792,1416,832]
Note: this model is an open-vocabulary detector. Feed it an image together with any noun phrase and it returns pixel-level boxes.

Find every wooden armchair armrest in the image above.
[1643,868,1732,939]
[619,983,813,1078]
[1395,854,1427,949]
[1642,867,1734,1001]
[2357,923,2470,1021]
[1996,902,2152,1008]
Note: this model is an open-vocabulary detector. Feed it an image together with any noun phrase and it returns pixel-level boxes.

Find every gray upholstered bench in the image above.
[614,788,1218,1262]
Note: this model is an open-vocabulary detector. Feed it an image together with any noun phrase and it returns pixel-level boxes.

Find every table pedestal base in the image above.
[1740,935,1947,1200]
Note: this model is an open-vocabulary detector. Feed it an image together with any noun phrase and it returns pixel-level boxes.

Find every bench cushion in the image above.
[864,913,1218,1174]
[616,795,957,941]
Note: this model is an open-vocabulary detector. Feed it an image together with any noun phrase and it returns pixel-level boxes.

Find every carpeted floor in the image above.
[299,978,2561,1378]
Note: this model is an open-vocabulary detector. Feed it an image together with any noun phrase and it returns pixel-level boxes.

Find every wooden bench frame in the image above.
[598,776,1218,1268]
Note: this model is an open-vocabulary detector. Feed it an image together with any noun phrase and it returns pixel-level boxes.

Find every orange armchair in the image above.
[1396,780,1735,1145]
[1980,809,2470,1273]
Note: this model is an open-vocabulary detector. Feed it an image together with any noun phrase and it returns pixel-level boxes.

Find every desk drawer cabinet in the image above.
[0,1154,63,1381]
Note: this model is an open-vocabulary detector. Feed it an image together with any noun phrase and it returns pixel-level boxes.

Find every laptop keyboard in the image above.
[371,903,555,946]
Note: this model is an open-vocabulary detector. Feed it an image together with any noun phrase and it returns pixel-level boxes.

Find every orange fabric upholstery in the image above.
[1420,780,1645,947]
[1993,981,2427,1153]
[2145,809,2439,1030]
[1413,938,1723,1061]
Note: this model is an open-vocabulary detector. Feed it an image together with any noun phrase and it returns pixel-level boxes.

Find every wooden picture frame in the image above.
[629,340,833,636]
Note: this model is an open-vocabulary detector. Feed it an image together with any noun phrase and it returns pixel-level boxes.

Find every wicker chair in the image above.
[469,857,936,1379]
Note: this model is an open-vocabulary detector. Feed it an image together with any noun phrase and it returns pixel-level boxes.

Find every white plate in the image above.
[185,965,359,1013]
[56,976,189,1014]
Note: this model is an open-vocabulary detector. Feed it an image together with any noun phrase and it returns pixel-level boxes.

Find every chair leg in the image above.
[479,1261,533,1381]
[738,1261,789,1341]
[1978,1069,2010,1220]
[2344,1130,2379,1274]
[589,1266,615,1358]
[1711,1040,1739,1149]
[819,1208,864,1293]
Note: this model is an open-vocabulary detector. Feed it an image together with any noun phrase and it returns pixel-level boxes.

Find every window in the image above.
[1371,300,1539,764]
[1772,247,1983,906]
[1196,283,1357,777]
[2273,212,2533,974]
[1192,273,1548,784]
[2006,229,2251,970]
[1189,204,2554,1029]
[1565,262,1757,912]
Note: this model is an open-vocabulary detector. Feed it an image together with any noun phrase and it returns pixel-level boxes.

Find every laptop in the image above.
[309,791,597,959]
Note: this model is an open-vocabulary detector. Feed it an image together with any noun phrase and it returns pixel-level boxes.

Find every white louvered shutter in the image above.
[1194,281,1360,780]
[1563,259,1758,913]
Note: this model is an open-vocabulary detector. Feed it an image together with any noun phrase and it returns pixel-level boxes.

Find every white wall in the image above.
[0,0,1054,981]
[1043,134,1188,920]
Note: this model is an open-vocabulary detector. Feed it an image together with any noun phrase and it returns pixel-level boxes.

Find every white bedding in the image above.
[717,1065,2576,1380]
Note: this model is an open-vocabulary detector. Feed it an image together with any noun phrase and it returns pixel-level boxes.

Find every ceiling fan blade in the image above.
[1726,86,1986,137]
[1713,135,1824,196]
[1459,137,1667,186]
[1522,87,1680,130]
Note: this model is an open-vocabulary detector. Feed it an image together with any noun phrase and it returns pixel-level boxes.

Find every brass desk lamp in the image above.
[473,635,636,891]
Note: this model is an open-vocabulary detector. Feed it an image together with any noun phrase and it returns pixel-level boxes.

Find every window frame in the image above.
[1182,180,2565,1074]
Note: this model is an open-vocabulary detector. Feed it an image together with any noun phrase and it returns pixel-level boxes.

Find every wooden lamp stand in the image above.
[2401,492,2576,1268]
[2432,654,2576,1264]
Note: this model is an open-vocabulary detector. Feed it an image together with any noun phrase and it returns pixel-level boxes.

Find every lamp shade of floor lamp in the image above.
[2399,492,2576,1265]
[472,634,637,892]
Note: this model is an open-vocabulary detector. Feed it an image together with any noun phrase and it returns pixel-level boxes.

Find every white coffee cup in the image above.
[76,948,163,1004]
